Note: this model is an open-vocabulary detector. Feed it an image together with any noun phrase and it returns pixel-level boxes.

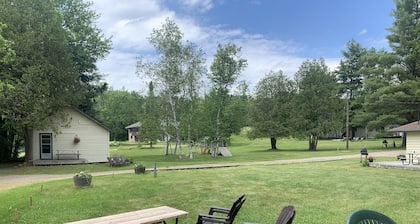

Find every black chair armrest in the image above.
[209,206,230,215]
[198,214,230,224]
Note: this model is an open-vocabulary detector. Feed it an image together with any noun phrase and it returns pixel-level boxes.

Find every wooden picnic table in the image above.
[66,206,188,224]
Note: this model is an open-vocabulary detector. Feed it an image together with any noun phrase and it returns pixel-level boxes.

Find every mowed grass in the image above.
[1,136,402,175]
[0,136,411,223]
[0,158,419,223]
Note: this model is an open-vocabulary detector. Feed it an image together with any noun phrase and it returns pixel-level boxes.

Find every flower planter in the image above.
[73,175,92,187]
[134,167,146,174]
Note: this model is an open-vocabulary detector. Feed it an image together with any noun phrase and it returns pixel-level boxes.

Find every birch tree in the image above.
[137,18,205,158]
[207,43,247,156]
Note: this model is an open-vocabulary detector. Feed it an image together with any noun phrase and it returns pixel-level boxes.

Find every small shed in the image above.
[31,107,109,165]
[388,121,420,160]
[125,121,141,142]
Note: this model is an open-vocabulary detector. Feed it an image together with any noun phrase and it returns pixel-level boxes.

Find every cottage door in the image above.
[40,133,53,160]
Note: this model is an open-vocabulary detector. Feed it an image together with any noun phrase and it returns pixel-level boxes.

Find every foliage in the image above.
[293,59,342,150]
[137,18,206,157]
[0,0,110,162]
[361,159,370,167]
[387,0,420,79]
[207,43,247,149]
[0,23,15,64]
[250,70,294,149]
[53,0,112,116]
[355,0,420,133]
[95,89,144,141]
[0,0,85,162]
[359,49,418,130]
[335,40,368,130]
[74,171,92,178]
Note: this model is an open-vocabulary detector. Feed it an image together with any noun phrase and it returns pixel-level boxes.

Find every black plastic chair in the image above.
[346,209,396,224]
[197,195,246,224]
[275,205,296,224]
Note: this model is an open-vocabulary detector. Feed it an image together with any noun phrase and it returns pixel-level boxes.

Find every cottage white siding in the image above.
[32,108,109,163]
[406,132,420,153]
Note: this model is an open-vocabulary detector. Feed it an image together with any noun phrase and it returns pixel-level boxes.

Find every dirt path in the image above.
[0,150,402,192]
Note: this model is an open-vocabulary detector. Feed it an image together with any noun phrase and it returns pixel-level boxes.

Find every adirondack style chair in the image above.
[275,205,296,224]
[196,195,246,224]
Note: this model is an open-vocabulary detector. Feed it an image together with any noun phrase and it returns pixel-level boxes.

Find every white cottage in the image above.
[388,121,420,164]
[31,107,109,165]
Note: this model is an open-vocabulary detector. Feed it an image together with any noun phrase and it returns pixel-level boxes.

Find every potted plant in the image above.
[134,164,146,174]
[73,171,92,187]
[73,135,80,143]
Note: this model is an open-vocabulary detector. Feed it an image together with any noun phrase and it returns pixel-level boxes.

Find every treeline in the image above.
[0,0,418,162]
[95,0,419,154]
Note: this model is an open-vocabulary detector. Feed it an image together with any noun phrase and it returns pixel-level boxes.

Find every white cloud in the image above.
[179,0,213,12]
[90,0,341,93]
[358,28,368,35]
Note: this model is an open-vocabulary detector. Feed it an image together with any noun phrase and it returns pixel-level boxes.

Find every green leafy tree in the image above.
[0,23,15,64]
[139,82,162,148]
[182,42,206,158]
[53,0,111,116]
[207,43,247,154]
[137,18,205,157]
[250,70,294,150]
[293,59,342,151]
[224,81,251,136]
[0,23,17,161]
[95,89,144,141]
[0,0,84,162]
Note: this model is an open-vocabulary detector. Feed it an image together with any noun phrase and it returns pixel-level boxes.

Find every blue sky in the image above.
[91,0,396,93]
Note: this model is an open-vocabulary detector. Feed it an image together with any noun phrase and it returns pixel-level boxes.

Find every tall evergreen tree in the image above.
[387,0,420,78]
[358,0,420,134]
[140,82,162,148]
[335,40,368,137]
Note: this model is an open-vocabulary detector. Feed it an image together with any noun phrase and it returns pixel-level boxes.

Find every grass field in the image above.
[1,136,402,175]
[1,136,415,223]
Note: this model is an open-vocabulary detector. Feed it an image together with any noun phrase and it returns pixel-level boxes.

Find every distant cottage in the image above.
[125,121,141,142]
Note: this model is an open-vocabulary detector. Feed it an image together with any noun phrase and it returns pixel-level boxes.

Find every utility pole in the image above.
[346,90,350,150]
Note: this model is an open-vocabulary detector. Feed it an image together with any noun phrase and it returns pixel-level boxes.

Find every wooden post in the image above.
[30,196,32,206]
[40,185,43,192]
[14,208,18,223]
[154,162,157,177]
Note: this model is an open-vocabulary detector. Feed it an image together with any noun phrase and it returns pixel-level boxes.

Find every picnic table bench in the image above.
[56,150,80,160]
[66,206,188,224]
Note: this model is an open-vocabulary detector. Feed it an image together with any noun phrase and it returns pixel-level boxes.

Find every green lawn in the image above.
[1,158,418,223]
[0,136,412,223]
[1,136,403,175]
